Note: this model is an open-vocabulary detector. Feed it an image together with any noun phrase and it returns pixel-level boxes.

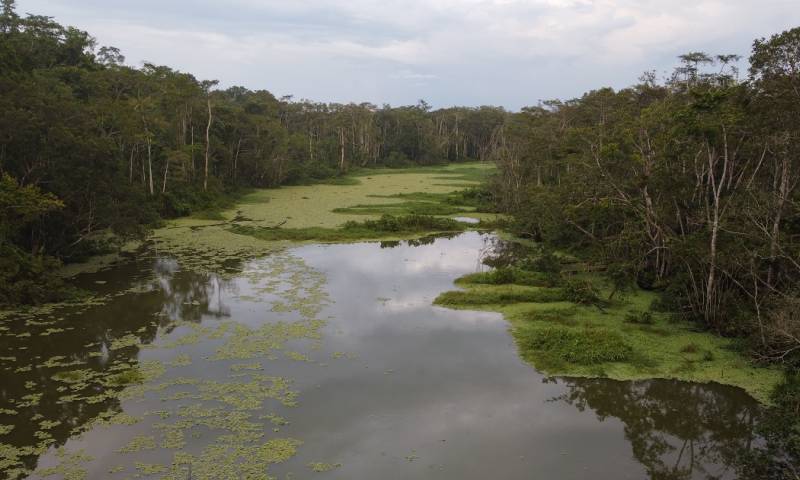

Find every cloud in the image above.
[15,0,800,109]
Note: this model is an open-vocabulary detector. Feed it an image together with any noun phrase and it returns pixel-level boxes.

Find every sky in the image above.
[15,0,800,110]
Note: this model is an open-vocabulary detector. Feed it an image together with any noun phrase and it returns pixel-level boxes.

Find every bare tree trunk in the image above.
[233,137,242,181]
[704,132,732,327]
[767,155,791,286]
[162,154,169,194]
[147,136,154,196]
[190,125,195,176]
[204,97,212,191]
[129,143,136,184]
[338,127,345,172]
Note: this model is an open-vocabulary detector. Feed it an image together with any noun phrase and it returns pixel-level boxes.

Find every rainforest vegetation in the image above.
[1,0,800,475]
[0,1,506,305]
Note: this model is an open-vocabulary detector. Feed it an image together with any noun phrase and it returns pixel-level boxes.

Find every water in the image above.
[0,232,762,479]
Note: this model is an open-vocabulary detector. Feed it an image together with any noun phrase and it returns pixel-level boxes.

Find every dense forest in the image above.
[485,29,800,475]
[2,2,799,357]
[0,1,506,305]
[1,0,800,476]
[488,31,800,369]
[2,0,799,373]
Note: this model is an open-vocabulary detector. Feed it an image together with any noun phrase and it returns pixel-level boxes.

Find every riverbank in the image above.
[433,256,784,403]
[51,160,785,404]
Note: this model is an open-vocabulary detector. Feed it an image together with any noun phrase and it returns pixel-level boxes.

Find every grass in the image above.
[517,326,633,365]
[434,285,565,306]
[434,267,784,403]
[456,267,549,287]
[229,214,465,243]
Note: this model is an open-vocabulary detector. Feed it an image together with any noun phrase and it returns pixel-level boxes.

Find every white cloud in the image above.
[15,0,800,108]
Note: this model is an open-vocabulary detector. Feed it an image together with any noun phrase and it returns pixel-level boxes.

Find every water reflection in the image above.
[0,232,773,479]
[0,258,236,477]
[554,378,761,480]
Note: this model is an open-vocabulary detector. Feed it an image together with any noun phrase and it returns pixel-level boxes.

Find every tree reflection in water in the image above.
[0,256,237,477]
[553,377,763,480]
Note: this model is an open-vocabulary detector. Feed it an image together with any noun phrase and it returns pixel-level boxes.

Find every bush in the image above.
[0,243,75,306]
[384,151,413,168]
[563,279,602,305]
[458,268,547,287]
[518,247,562,286]
[345,214,462,233]
[518,326,633,364]
[434,287,565,306]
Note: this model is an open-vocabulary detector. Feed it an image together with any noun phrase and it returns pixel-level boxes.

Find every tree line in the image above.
[0,1,505,304]
[2,0,799,373]
[488,29,800,370]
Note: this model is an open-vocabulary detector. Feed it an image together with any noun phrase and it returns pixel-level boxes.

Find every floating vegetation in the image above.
[212,320,325,362]
[0,166,505,479]
[33,448,93,480]
[230,363,263,372]
[134,462,168,475]
[167,353,192,367]
[117,435,157,454]
[285,351,311,362]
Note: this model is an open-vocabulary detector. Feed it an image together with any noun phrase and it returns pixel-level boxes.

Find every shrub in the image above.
[518,326,633,364]
[458,268,547,287]
[434,287,565,306]
[345,214,462,233]
[563,279,602,305]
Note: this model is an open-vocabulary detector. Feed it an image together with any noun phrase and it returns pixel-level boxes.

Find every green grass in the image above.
[434,267,784,403]
[434,285,565,306]
[517,326,633,365]
[229,214,466,243]
[456,267,549,287]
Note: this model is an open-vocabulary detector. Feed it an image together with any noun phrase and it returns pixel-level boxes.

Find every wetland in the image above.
[0,165,782,479]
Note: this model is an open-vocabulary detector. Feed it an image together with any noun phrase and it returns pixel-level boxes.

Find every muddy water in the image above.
[1,233,761,479]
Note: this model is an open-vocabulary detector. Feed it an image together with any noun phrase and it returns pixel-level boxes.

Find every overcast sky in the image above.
[15,0,800,110]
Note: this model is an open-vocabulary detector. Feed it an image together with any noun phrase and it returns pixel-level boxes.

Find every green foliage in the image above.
[488,27,800,386]
[230,214,465,243]
[517,326,634,365]
[0,174,72,305]
[0,3,506,305]
[434,286,565,306]
[562,279,603,306]
[347,214,462,233]
[457,268,547,287]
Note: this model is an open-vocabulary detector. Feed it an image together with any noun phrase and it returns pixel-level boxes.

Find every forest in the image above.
[1,0,800,477]
[0,1,506,305]
[488,33,800,370]
[3,0,798,374]
[2,0,799,376]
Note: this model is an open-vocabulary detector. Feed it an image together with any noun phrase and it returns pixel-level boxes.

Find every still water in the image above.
[1,232,761,479]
